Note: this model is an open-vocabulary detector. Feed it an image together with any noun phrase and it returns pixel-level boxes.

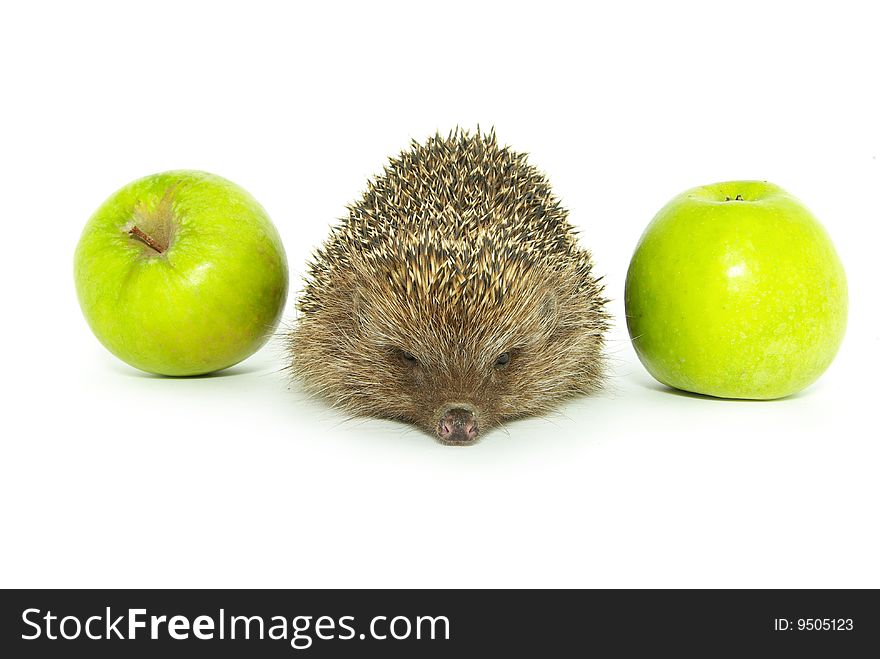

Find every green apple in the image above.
[74,170,288,376]
[625,181,847,399]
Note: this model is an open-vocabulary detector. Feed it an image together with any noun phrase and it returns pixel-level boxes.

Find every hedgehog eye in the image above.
[494,352,510,367]
[401,350,417,363]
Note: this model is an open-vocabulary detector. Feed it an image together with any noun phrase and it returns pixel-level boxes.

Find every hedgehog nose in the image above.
[437,407,479,443]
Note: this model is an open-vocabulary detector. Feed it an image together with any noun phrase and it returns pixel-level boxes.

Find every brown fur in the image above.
[288,128,608,440]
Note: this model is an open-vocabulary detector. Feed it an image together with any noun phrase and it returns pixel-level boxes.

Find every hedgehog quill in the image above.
[288,129,608,443]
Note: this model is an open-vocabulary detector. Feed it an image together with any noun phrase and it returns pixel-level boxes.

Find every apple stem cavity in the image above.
[125,186,177,255]
[724,194,745,202]
[128,225,167,254]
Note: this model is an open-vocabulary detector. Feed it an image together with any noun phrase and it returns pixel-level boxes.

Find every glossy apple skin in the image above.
[74,171,288,376]
[625,181,847,399]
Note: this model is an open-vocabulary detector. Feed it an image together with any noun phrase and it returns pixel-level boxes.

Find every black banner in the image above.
[1,589,876,656]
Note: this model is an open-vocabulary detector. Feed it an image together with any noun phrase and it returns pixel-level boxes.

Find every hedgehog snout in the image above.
[437,405,479,444]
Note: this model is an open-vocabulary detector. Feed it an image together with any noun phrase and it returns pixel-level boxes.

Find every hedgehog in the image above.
[288,128,608,443]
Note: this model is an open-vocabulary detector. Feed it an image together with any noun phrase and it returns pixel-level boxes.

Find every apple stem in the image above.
[129,225,167,254]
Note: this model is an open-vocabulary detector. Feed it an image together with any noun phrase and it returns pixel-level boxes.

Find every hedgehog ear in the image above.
[540,294,560,329]
[349,287,366,330]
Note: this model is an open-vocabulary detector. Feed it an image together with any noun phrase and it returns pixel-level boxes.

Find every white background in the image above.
[1,1,877,588]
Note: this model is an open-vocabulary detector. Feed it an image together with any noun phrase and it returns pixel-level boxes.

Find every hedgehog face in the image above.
[385,344,547,444]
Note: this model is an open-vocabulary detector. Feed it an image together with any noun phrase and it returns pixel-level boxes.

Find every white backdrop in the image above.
[1,1,877,588]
